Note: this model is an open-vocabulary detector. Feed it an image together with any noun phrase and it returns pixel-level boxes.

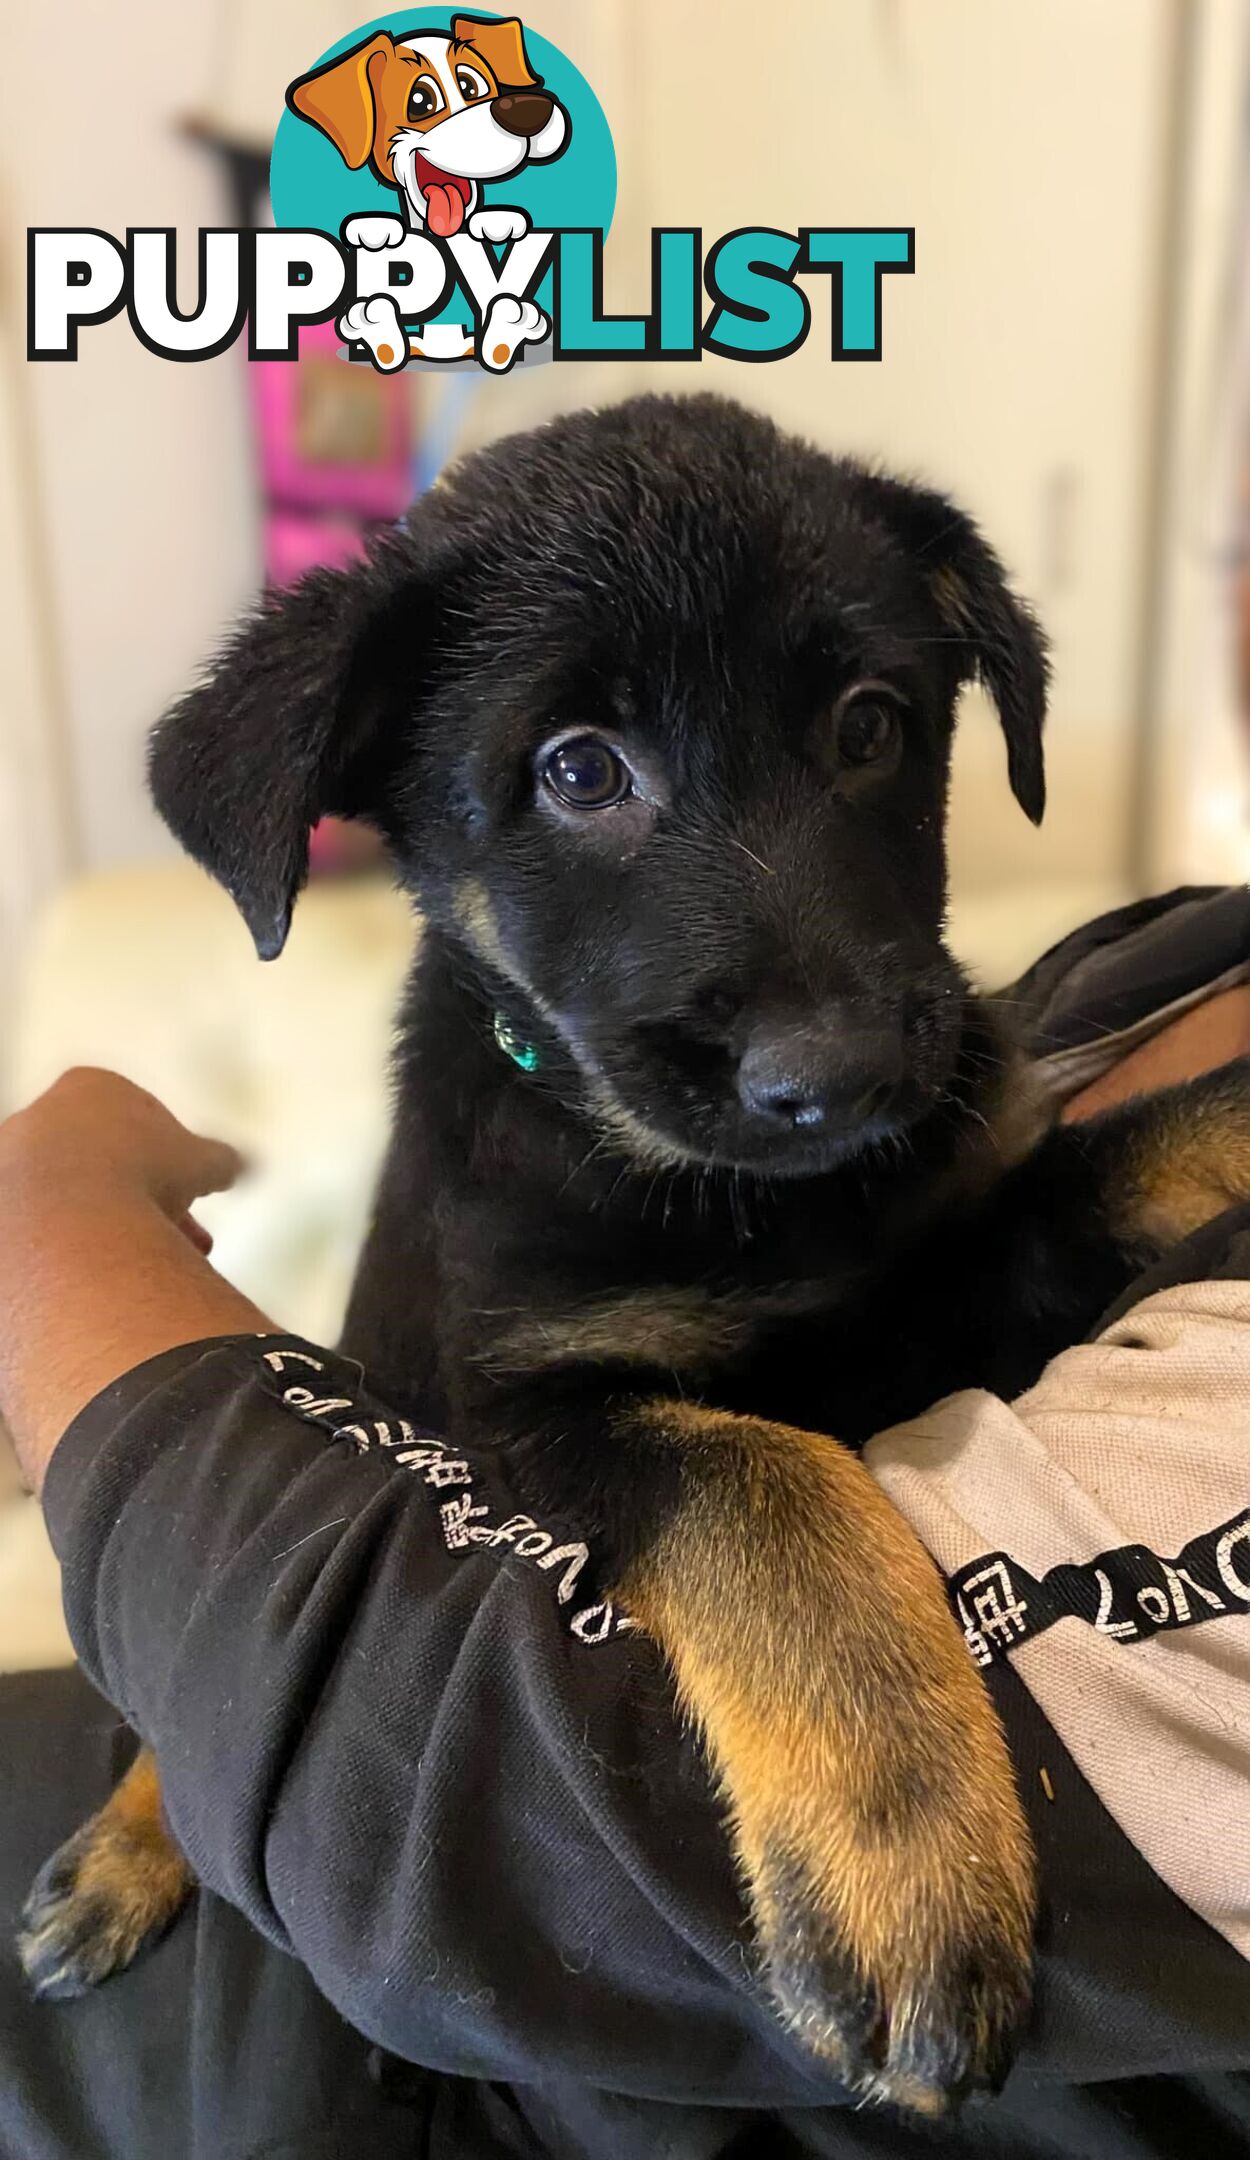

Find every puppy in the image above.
[22,396,1250,2112]
[290,15,569,372]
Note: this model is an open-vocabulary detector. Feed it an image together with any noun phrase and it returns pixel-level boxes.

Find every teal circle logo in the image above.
[270,11,614,364]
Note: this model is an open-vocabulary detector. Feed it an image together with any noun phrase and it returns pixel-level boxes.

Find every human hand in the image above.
[0,1070,266,1494]
[0,1067,242,1249]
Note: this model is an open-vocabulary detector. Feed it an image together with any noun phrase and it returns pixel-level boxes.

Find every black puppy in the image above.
[22,395,1250,2111]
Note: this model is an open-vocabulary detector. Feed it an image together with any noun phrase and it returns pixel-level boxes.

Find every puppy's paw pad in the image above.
[17,1820,191,2000]
[343,214,407,251]
[468,206,530,244]
[479,294,547,372]
[337,295,408,372]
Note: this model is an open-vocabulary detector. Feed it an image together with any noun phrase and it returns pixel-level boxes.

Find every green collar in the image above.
[493,1008,541,1075]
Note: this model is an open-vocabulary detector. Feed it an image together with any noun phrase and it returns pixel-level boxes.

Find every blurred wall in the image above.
[497,0,1183,919]
[0,0,1236,995]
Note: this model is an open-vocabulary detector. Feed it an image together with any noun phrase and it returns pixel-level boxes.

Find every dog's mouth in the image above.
[572,982,969,1179]
[414,153,474,237]
[586,1063,919,1180]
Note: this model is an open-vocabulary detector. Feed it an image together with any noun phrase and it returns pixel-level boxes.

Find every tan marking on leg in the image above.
[18,1749,192,1997]
[1113,1065,1250,1246]
[614,1399,1034,2109]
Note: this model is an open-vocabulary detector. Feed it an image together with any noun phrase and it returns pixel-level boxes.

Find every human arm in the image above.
[0,1068,264,1493]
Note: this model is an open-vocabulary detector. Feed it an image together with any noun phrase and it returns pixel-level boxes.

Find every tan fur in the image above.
[67,1750,188,1914]
[453,875,513,977]
[613,1399,1035,2108]
[18,1748,192,1993]
[1117,1089,1250,1247]
[477,1285,832,1377]
[583,1079,690,1170]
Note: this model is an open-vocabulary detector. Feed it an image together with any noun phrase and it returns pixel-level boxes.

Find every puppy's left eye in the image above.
[832,683,903,768]
[456,65,490,100]
[541,735,631,809]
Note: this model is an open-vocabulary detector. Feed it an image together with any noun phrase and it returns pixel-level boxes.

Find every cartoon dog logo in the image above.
[287,15,571,372]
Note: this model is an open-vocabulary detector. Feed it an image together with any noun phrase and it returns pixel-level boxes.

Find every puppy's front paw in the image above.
[751,1760,1034,2112]
[18,1758,192,1999]
[615,1400,1036,2110]
[343,214,407,251]
[468,206,531,244]
[479,294,548,373]
[337,294,408,373]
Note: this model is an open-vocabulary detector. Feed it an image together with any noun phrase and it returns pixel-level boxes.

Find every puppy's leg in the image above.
[608,1398,1034,2113]
[18,1747,192,1999]
[1092,1056,1250,1249]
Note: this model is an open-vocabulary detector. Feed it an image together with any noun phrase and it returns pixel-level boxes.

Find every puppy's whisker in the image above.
[557,1136,611,1198]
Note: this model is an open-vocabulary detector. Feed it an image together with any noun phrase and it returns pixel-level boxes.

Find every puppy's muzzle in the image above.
[492,91,555,137]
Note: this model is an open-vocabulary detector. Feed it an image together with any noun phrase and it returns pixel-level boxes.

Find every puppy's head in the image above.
[288,17,569,237]
[151,395,1046,1179]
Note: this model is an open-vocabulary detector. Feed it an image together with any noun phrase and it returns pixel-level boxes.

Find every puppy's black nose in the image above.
[492,91,554,137]
[737,1013,904,1132]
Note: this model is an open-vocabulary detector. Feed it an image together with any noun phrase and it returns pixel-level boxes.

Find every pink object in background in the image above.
[264,509,374,588]
[246,321,414,873]
[250,320,413,533]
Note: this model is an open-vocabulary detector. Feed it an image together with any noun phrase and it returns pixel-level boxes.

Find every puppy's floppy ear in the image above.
[452,15,541,89]
[287,32,394,171]
[862,475,1050,825]
[148,549,414,961]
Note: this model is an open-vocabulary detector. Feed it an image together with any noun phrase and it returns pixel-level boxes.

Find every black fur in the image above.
[149,395,1072,1447]
[149,394,1216,2100]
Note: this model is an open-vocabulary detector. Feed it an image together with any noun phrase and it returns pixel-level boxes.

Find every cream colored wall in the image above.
[0,0,259,874]
[484,0,1181,925]
[1146,0,1250,890]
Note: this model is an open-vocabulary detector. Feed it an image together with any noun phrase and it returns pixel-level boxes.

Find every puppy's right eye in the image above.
[407,76,443,120]
[540,735,630,810]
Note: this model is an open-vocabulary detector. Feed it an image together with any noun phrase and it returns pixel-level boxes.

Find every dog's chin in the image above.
[692,1113,908,1181]
[586,1074,941,1183]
